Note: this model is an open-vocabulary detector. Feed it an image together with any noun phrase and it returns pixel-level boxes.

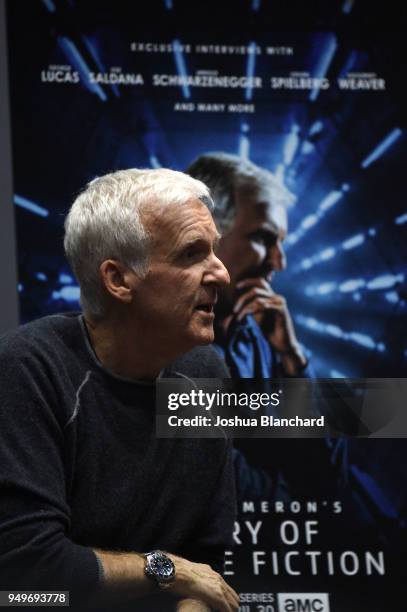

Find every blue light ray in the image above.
[245,42,257,101]
[367,273,404,290]
[41,0,56,12]
[275,164,285,184]
[301,214,318,230]
[349,332,375,350]
[296,224,376,273]
[283,124,300,165]
[286,184,349,249]
[59,273,74,285]
[238,123,250,159]
[82,36,120,98]
[14,195,49,218]
[149,155,161,168]
[395,211,407,225]
[361,128,403,169]
[173,39,190,99]
[301,141,315,156]
[305,273,405,304]
[320,247,336,261]
[239,135,250,159]
[342,233,365,250]
[339,279,365,293]
[164,0,173,8]
[310,34,337,102]
[52,286,80,303]
[309,120,324,137]
[320,186,349,211]
[251,0,261,10]
[338,50,358,79]
[57,37,107,101]
[305,282,337,297]
[317,282,337,295]
[342,0,354,14]
[295,314,386,352]
[330,369,347,377]
[385,291,400,304]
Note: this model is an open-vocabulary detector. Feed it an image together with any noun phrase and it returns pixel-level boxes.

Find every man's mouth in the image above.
[195,303,215,314]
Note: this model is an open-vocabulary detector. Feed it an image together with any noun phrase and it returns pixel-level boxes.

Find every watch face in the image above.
[150,552,174,581]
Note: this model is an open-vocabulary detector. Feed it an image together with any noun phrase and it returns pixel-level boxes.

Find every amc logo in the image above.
[277,593,330,612]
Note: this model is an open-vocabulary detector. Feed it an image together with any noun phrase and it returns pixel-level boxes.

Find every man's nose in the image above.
[207,253,230,287]
[268,241,287,271]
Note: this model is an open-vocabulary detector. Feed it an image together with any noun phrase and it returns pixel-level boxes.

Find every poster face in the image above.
[6,1,407,610]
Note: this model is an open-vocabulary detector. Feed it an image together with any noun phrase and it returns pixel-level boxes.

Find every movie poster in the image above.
[6,1,407,610]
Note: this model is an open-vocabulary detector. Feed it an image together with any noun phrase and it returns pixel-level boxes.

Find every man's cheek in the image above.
[250,241,266,260]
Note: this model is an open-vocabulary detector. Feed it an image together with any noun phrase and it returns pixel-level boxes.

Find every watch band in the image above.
[144,550,176,589]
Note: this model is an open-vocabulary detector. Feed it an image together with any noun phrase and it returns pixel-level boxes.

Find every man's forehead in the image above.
[143,197,207,223]
[144,198,218,243]
[236,191,288,232]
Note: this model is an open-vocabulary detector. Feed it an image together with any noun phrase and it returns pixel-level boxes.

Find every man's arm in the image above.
[233,277,308,376]
[0,339,238,610]
[176,599,211,611]
[94,550,239,611]
[93,432,239,611]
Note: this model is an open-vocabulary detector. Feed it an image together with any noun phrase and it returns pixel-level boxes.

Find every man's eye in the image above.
[183,247,197,259]
[249,231,278,246]
[180,247,203,263]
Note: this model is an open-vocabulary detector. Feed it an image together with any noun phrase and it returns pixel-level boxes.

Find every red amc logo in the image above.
[277,593,330,612]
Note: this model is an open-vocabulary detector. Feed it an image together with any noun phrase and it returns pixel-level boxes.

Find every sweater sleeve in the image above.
[0,336,100,602]
[183,438,236,574]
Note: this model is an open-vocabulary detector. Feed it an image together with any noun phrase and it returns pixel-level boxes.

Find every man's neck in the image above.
[215,293,236,335]
[84,313,166,381]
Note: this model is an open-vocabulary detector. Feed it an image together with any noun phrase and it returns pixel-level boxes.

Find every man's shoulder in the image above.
[0,313,82,361]
[166,344,230,378]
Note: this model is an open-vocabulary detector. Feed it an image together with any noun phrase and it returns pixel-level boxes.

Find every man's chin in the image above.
[190,325,215,347]
[196,329,215,346]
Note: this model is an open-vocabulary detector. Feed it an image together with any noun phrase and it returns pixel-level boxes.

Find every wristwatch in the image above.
[143,550,176,589]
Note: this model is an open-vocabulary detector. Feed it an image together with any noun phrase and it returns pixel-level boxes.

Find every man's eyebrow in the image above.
[174,232,222,256]
[181,232,222,247]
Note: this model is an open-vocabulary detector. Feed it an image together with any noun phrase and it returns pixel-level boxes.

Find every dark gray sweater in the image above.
[0,313,235,607]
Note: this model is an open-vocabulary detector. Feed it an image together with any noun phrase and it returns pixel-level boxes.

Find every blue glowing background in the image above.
[7,1,406,379]
[6,1,407,607]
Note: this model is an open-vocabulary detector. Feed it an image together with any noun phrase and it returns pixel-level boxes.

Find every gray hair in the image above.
[187,152,295,232]
[64,168,213,318]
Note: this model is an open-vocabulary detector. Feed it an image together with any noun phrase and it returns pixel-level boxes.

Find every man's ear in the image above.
[99,260,141,304]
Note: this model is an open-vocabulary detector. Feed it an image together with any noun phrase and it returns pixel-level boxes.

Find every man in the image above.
[0,169,239,611]
[187,152,309,379]
[187,153,334,501]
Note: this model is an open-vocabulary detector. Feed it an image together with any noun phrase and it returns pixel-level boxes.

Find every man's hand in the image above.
[176,598,212,611]
[233,278,307,375]
[169,553,239,612]
[94,549,239,611]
